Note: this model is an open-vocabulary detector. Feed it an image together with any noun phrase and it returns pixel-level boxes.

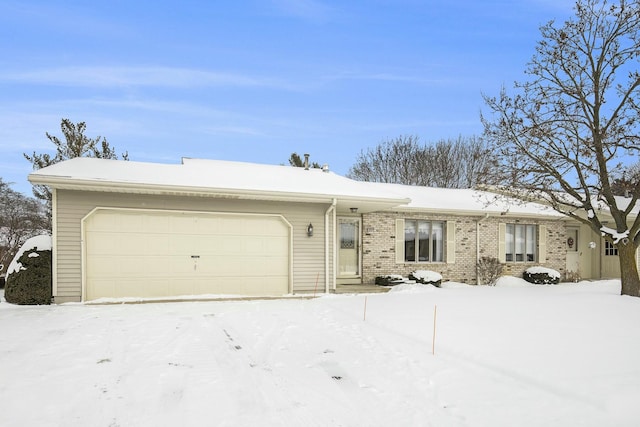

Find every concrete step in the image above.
[333,284,391,294]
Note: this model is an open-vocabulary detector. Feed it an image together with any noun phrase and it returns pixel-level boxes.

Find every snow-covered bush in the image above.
[477,256,503,286]
[375,275,405,286]
[523,266,560,285]
[4,235,52,305]
[409,270,442,287]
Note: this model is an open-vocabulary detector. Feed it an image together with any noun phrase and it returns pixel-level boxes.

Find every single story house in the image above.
[28,157,638,303]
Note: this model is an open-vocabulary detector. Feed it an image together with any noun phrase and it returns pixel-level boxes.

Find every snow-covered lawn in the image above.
[1,280,640,427]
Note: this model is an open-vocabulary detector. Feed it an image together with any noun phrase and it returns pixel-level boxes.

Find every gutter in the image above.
[394,206,563,220]
[325,198,337,294]
[28,175,409,207]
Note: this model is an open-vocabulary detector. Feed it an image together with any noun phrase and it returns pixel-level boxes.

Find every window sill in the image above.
[398,261,445,265]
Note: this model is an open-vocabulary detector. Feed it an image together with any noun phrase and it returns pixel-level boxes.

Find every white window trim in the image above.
[498,223,546,264]
[395,219,455,264]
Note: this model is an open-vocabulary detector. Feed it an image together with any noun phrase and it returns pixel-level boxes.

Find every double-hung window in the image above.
[505,224,537,262]
[404,220,444,262]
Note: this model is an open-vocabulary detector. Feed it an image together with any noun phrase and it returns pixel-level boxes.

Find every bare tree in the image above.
[482,0,640,296]
[24,118,129,211]
[288,152,321,168]
[611,161,640,196]
[0,178,49,272]
[347,135,493,188]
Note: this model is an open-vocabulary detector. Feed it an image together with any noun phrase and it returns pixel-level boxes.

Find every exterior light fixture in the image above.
[350,207,358,213]
[307,223,313,237]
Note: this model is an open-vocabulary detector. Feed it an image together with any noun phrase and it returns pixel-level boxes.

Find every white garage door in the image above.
[83,209,290,301]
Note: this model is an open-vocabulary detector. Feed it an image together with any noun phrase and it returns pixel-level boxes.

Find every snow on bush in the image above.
[5,235,52,305]
[6,235,52,278]
[411,270,443,282]
[409,270,443,287]
[375,274,405,286]
[523,266,561,285]
[525,266,560,279]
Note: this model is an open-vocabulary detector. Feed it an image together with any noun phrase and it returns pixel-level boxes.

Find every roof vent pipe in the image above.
[322,164,329,172]
[304,153,310,170]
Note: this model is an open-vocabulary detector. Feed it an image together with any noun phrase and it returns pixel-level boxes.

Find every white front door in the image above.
[338,218,360,276]
[601,239,621,278]
[566,227,580,276]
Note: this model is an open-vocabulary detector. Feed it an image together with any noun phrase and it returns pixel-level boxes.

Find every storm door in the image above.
[338,218,360,276]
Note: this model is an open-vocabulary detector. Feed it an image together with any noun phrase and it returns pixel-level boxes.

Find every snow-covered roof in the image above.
[364,182,563,217]
[614,195,640,215]
[29,157,561,217]
[28,157,410,213]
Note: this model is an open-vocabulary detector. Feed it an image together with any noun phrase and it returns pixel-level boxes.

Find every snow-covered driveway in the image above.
[1,280,639,426]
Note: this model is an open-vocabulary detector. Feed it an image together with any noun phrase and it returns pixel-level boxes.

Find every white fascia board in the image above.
[389,205,565,219]
[29,174,410,207]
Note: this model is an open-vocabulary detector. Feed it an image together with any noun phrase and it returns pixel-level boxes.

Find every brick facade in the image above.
[362,211,567,285]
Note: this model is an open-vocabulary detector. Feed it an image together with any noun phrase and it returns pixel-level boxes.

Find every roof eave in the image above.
[388,205,564,219]
[28,174,409,208]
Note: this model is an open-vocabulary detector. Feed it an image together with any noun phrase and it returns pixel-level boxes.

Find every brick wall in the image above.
[362,211,567,285]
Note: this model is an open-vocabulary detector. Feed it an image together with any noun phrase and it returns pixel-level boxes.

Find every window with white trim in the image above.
[404,220,444,262]
[505,224,537,262]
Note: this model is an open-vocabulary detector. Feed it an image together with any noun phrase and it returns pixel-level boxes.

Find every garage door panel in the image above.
[85,210,290,300]
[142,235,171,255]
[144,214,170,232]
[245,236,283,253]
[86,231,121,255]
[194,217,221,234]
[169,216,196,234]
[198,256,244,275]
[86,212,119,231]
[172,234,199,255]
[241,277,288,294]
[87,279,115,300]
[210,236,243,255]
[268,237,290,253]
[142,256,176,276]
[119,214,145,232]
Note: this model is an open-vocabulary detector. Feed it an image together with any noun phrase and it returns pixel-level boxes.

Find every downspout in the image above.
[476,213,490,285]
[51,188,58,302]
[325,198,337,294]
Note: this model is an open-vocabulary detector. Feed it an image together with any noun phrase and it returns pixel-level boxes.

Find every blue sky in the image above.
[1,0,575,195]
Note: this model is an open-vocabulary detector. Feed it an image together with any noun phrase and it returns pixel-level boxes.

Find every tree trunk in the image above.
[618,241,640,297]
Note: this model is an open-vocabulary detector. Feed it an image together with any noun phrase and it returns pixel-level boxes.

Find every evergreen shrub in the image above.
[409,270,442,287]
[523,266,561,285]
[375,275,405,286]
[5,249,52,305]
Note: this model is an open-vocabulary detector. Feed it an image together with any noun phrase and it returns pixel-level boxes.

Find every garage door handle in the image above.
[191,255,200,259]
